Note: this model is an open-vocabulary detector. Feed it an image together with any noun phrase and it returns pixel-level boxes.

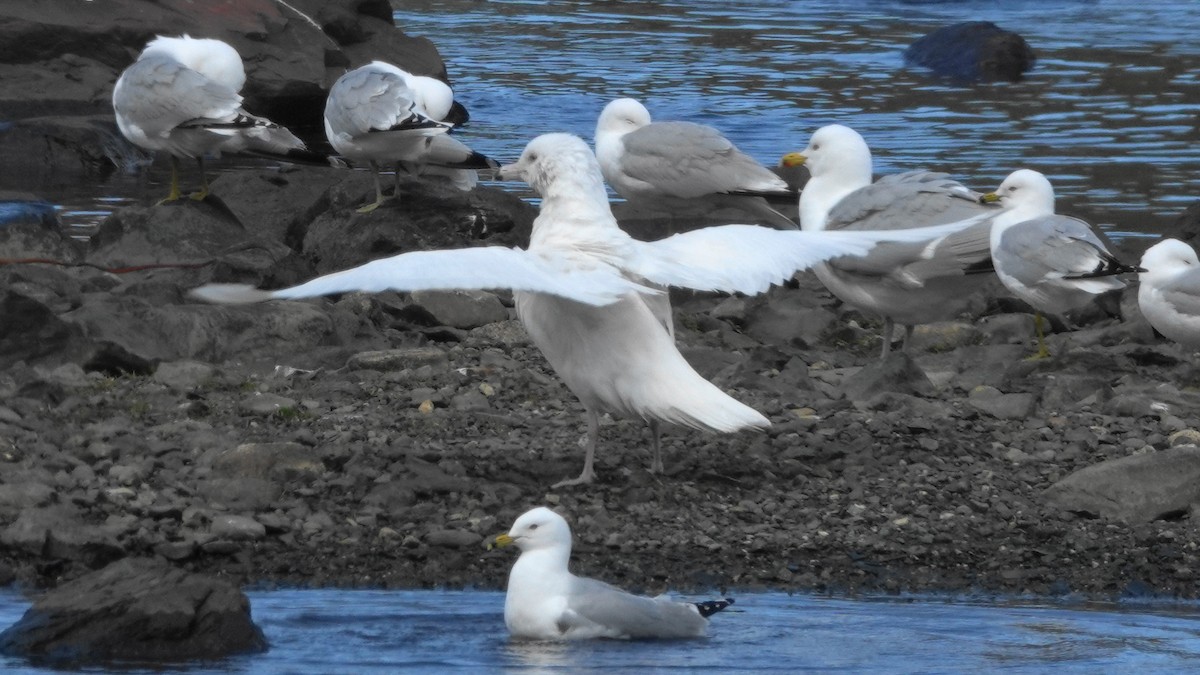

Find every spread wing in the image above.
[190,246,654,307]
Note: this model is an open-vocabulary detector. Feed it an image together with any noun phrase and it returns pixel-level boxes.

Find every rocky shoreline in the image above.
[3,1,1200,604]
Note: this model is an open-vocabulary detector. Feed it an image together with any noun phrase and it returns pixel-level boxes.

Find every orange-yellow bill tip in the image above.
[488,533,515,550]
[979,192,1001,204]
[779,152,807,168]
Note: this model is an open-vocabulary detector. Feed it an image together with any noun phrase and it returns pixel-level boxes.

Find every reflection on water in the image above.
[1,589,1199,673]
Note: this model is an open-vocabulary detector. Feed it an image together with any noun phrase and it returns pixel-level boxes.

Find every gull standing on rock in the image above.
[191,133,980,486]
[323,61,498,213]
[493,506,734,640]
[981,169,1143,358]
[112,35,309,203]
[780,124,998,358]
[595,98,796,228]
[1137,238,1200,350]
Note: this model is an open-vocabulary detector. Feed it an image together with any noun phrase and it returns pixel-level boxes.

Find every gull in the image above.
[1137,238,1200,350]
[192,133,980,486]
[493,506,734,640]
[780,124,998,358]
[112,35,308,203]
[323,61,498,213]
[595,97,796,228]
[981,169,1143,358]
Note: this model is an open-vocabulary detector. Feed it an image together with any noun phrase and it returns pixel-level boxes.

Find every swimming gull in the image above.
[595,97,796,228]
[1137,238,1200,350]
[780,124,998,358]
[493,506,734,640]
[191,133,981,485]
[981,169,1143,358]
[112,35,308,203]
[324,61,498,213]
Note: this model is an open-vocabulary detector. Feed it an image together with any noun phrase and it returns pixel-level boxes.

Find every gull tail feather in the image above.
[648,376,770,433]
[694,598,735,618]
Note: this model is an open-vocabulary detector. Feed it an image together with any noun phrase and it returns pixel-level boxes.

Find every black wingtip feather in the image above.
[694,597,735,618]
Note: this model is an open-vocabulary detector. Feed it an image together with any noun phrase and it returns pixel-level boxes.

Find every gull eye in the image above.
[528,153,538,162]
[528,523,539,531]
[812,143,820,151]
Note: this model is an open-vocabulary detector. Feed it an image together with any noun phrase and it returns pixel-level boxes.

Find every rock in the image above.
[1157,201,1200,251]
[347,347,449,371]
[152,360,215,391]
[210,515,267,542]
[195,477,282,512]
[1043,445,1200,522]
[742,285,836,348]
[425,530,483,548]
[409,290,508,329]
[0,200,79,262]
[839,352,934,401]
[211,442,324,483]
[0,482,55,516]
[908,322,983,353]
[0,558,266,663]
[968,386,1036,420]
[0,505,124,566]
[0,289,82,370]
[238,393,299,416]
[904,21,1036,82]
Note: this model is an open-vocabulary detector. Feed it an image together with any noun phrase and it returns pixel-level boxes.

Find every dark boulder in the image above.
[1154,201,1200,251]
[905,22,1036,82]
[839,352,935,401]
[0,558,267,664]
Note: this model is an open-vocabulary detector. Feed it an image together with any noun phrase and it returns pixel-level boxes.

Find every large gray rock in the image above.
[1043,445,1200,522]
[0,558,267,663]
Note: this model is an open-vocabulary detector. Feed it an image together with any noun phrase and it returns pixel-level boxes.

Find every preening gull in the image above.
[981,169,1143,358]
[595,98,796,228]
[324,61,498,213]
[493,506,734,640]
[191,133,980,485]
[781,124,998,358]
[112,35,308,203]
[1138,238,1200,350]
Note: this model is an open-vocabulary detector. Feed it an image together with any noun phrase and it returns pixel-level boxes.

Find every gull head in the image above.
[493,507,572,553]
[596,98,652,137]
[781,124,872,184]
[141,35,246,92]
[1140,238,1198,282]
[979,169,1056,217]
[498,133,606,199]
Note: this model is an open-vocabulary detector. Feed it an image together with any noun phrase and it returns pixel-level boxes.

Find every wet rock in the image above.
[302,180,534,275]
[0,558,266,663]
[195,477,281,512]
[0,505,123,566]
[238,392,299,417]
[1044,445,1200,522]
[409,290,509,329]
[347,347,450,371]
[905,22,1036,82]
[0,290,83,370]
[839,352,934,401]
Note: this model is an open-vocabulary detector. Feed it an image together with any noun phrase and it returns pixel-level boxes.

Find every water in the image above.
[386,0,1200,240]
[21,1,1200,240]
[0,589,1198,672]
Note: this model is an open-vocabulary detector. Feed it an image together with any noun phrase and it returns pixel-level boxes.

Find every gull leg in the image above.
[393,162,404,204]
[1030,312,1052,359]
[189,157,210,201]
[553,410,599,488]
[157,156,183,204]
[649,420,664,474]
[879,317,895,359]
[356,161,391,213]
[901,324,915,353]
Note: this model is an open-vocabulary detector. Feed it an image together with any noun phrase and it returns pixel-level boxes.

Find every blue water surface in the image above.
[1,589,1198,673]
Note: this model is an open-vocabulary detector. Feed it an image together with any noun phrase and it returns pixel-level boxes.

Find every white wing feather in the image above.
[625,214,992,295]
[191,247,655,307]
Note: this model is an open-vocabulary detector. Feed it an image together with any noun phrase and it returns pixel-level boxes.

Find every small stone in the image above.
[210,515,266,541]
[417,400,435,414]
